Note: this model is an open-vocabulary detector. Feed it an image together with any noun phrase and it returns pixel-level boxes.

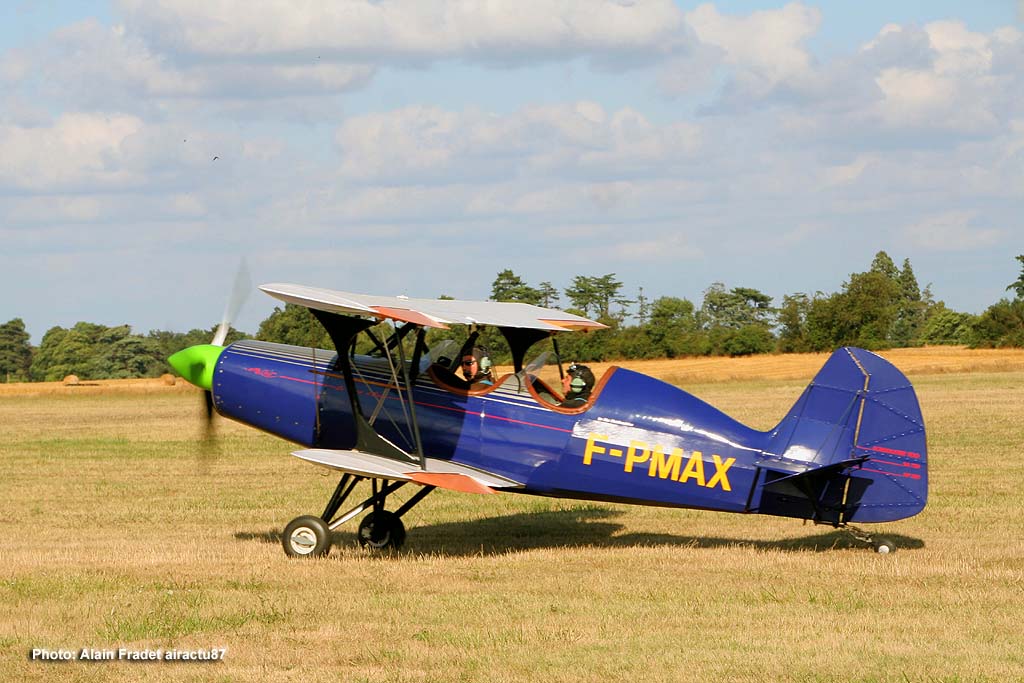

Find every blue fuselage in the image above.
[210,340,928,523]
[213,340,761,513]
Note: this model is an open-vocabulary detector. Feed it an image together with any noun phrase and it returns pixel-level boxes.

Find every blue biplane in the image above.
[169,283,927,557]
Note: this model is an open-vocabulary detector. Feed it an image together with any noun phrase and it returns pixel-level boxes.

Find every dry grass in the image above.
[2,348,1023,682]
[531,345,1024,386]
[0,377,195,398]
[6,345,1023,399]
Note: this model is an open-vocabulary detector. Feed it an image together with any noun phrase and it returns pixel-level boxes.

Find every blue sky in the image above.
[1,1,1022,341]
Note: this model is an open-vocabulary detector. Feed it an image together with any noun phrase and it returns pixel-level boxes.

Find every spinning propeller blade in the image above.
[167,345,223,473]
[167,258,251,473]
[212,257,252,346]
[196,388,220,473]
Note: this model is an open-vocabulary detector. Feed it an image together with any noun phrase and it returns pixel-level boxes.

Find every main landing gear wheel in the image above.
[358,510,406,551]
[283,515,332,558]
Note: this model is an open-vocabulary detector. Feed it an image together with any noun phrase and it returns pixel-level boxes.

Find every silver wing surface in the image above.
[260,283,606,331]
[291,448,524,495]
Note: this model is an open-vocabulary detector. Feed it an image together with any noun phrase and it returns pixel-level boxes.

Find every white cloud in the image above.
[779,222,826,246]
[578,108,703,171]
[28,19,374,111]
[822,155,873,188]
[4,196,104,224]
[334,105,461,180]
[901,211,1004,251]
[0,113,144,191]
[1008,119,1024,158]
[2,192,215,229]
[334,102,702,184]
[873,68,957,121]
[7,3,1016,139]
[241,138,287,162]
[925,20,993,75]
[748,19,1023,141]
[864,22,1010,134]
[601,233,705,262]
[684,2,820,96]
[170,193,206,217]
[115,0,685,61]
[868,25,1003,136]
[0,94,50,127]
[0,45,32,82]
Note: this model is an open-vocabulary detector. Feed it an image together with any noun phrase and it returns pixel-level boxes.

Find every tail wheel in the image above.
[283,515,332,558]
[358,510,406,551]
[874,537,896,554]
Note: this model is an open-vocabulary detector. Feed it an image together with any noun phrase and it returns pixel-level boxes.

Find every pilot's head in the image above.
[461,347,492,382]
[562,363,595,400]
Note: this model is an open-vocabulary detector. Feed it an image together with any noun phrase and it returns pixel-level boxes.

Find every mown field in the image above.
[2,348,1023,682]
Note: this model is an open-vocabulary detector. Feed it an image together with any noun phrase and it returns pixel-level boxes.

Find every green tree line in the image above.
[4,253,1024,382]
[0,322,247,383]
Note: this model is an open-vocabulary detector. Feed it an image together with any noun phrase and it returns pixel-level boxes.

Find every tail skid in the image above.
[752,348,927,524]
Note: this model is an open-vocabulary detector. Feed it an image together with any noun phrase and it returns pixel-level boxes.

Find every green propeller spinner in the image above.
[168,344,224,391]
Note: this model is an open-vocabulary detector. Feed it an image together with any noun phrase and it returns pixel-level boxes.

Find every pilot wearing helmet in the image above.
[460,347,494,387]
[559,363,595,408]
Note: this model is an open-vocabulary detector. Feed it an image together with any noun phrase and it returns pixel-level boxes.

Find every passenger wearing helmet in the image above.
[559,363,595,408]
[460,347,494,387]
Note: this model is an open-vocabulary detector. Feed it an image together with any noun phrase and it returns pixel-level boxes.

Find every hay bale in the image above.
[63,375,80,386]
[161,373,176,386]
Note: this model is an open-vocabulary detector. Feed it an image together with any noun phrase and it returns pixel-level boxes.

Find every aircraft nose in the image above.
[168,344,224,391]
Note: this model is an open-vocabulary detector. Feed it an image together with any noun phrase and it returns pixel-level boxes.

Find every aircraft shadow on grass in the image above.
[233,506,925,557]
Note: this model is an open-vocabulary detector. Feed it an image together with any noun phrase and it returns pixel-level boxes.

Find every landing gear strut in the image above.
[282,474,435,558]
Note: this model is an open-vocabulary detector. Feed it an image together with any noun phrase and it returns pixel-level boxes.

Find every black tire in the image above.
[282,515,332,558]
[358,510,406,550]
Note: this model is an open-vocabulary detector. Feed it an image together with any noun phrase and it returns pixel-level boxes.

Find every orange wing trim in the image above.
[407,472,496,495]
[371,306,449,329]
[539,319,608,331]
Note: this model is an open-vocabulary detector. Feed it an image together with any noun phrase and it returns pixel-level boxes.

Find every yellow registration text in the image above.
[582,433,736,491]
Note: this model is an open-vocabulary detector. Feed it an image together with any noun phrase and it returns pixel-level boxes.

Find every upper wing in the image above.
[291,448,524,495]
[260,282,607,332]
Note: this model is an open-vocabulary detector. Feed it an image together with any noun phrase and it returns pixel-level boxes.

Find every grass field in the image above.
[2,348,1023,682]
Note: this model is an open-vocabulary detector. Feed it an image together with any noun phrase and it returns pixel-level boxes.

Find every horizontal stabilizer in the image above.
[764,456,869,487]
[291,448,523,494]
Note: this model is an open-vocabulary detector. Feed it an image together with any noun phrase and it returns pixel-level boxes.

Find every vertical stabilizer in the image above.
[760,348,927,523]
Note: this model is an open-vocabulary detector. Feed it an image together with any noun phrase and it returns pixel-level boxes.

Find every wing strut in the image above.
[499,326,553,373]
[394,322,427,470]
[311,310,420,465]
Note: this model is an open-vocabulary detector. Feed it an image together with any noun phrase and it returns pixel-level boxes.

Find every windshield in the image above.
[524,349,566,386]
[524,350,550,376]
[423,339,460,373]
[491,349,563,405]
